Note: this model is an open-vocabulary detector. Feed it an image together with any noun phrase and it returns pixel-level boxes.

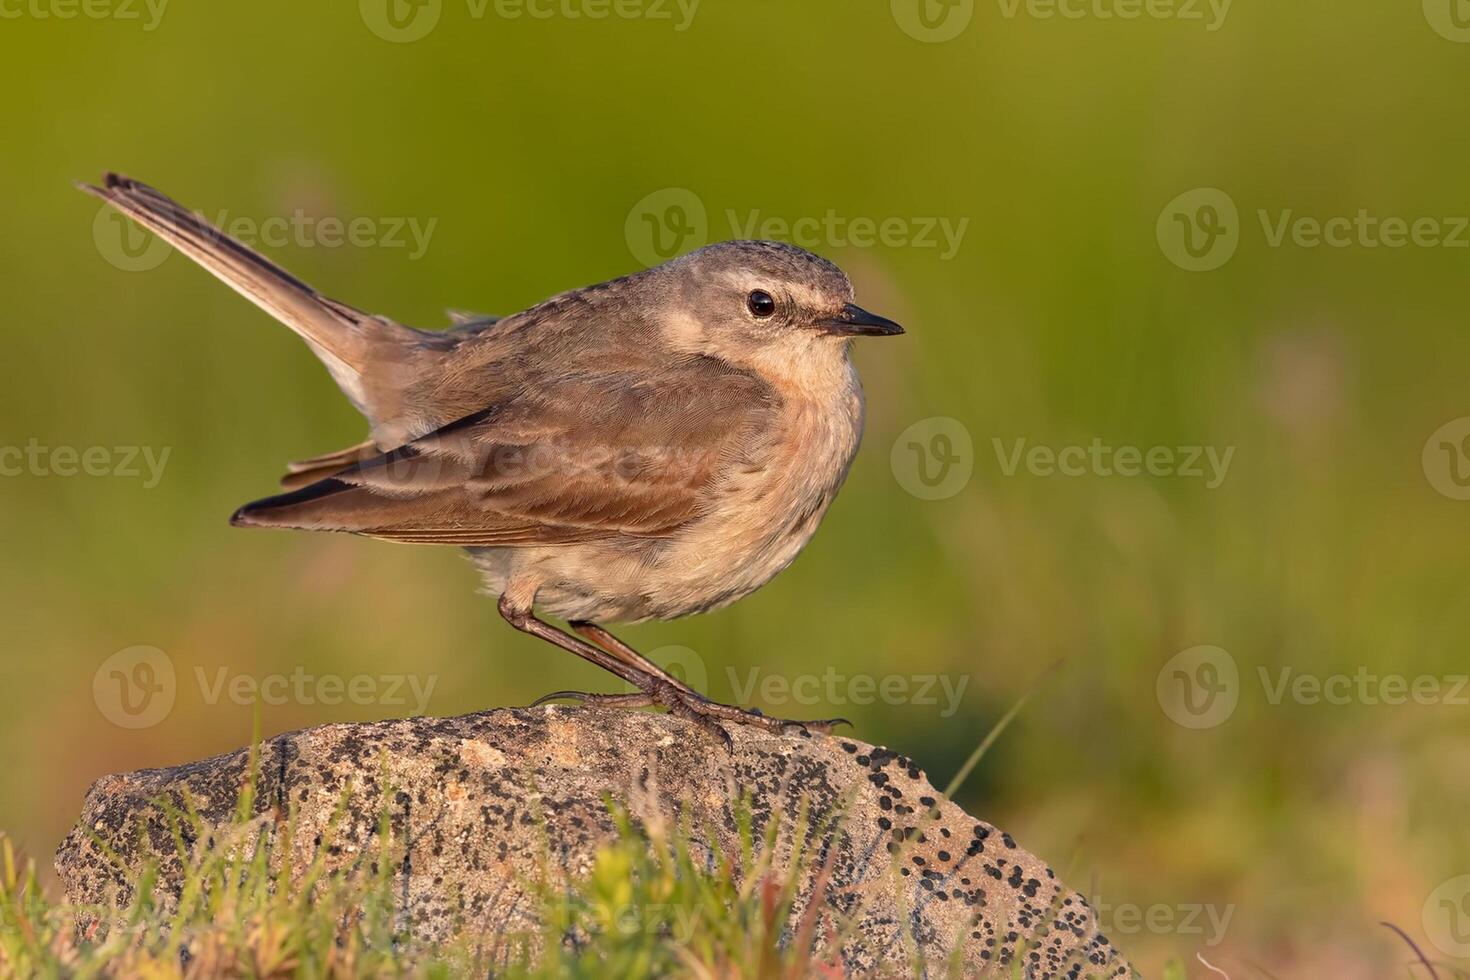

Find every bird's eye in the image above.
[747,290,777,318]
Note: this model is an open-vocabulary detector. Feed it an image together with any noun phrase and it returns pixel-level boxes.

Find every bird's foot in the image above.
[530,684,851,748]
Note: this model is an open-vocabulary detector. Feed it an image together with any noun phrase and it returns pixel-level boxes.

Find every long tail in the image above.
[79,172,416,416]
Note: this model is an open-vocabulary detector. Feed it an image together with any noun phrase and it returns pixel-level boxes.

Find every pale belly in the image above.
[501,509,828,624]
[468,390,863,624]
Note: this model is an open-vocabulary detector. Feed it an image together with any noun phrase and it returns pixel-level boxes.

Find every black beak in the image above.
[818,302,905,338]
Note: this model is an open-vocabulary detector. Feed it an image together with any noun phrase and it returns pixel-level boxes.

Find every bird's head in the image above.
[650,240,903,377]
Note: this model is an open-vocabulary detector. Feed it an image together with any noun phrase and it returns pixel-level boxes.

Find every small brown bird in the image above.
[81,173,904,740]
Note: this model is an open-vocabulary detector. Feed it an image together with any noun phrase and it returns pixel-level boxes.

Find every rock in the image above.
[56,706,1133,977]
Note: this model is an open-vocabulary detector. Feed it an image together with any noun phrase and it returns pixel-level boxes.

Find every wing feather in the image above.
[231,362,777,547]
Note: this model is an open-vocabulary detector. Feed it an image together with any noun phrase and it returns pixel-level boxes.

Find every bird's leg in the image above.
[556,615,851,739]
[500,596,729,743]
[568,620,705,698]
[498,595,659,689]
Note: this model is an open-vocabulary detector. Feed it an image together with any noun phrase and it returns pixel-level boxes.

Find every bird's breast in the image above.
[632,366,866,619]
[507,362,867,625]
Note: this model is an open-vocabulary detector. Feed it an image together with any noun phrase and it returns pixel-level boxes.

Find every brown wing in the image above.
[280,440,380,491]
[231,363,778,546]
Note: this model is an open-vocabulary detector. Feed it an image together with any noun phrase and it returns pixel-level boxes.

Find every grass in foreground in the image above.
[0,697,1169,979]
[0,756,872,979]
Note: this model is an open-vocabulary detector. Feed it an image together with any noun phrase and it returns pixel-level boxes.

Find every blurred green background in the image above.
[3,0,1469,975]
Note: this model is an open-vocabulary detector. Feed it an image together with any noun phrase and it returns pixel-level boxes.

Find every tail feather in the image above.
[230,476,593,547]
[280,439,380,490]
[79,172,411,415]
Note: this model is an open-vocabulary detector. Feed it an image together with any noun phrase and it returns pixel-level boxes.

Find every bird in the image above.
[80,172,904,742]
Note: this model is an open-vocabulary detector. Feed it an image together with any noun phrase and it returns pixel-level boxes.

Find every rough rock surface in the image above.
[57,706,1133,977]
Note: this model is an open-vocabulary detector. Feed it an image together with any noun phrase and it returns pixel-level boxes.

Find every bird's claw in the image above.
[528,684,851,749]
[529,690,652,709]
[779,716,854,737]
[529,689,587,707]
